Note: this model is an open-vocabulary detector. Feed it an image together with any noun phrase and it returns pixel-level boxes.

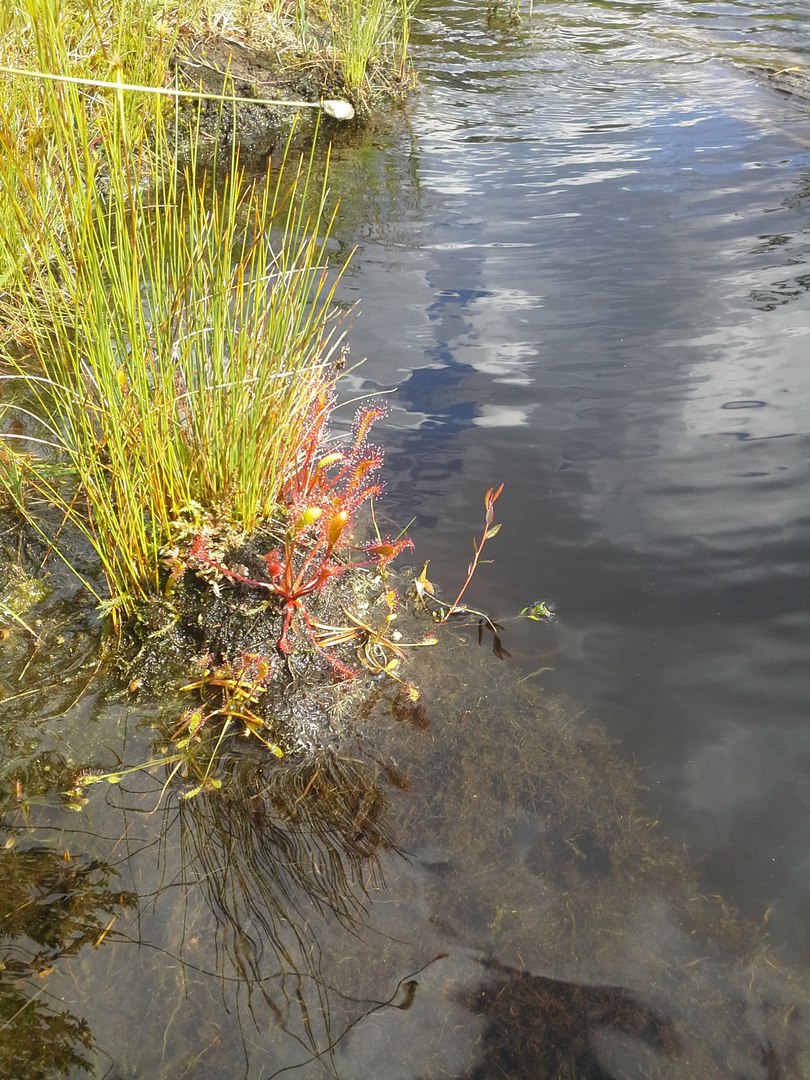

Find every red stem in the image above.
[443,484,504,619]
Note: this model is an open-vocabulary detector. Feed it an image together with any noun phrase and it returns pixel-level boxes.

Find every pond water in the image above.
[335,0,810,953]
[2,0,810,1077]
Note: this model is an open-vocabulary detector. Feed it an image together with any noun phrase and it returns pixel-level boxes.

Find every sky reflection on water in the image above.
[334,0,810,953]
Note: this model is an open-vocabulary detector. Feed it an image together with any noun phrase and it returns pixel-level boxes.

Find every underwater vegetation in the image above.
[0,842,137,1079]
[458,958,680,1080]
[1,449,808,1076]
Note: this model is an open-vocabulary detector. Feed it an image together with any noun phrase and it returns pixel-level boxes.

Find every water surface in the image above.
[335,0,810,954]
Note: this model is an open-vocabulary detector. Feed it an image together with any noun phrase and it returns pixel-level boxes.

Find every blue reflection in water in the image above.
[337,0,810,952]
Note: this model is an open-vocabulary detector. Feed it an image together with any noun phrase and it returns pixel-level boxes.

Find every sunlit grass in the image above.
[328,0,417,94]
[0,3,348,624]
[1,0,174,129]
[179,0,416,98]
[0,0,177,331]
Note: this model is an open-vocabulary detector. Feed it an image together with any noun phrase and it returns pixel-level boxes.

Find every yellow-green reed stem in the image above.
[329,0,416,95]
[0,37,346,621]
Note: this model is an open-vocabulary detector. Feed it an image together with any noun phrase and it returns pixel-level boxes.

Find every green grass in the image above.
[179,0,417,99]
[0,0,349,624]
[0,0,176,324]
[328,0,417,94]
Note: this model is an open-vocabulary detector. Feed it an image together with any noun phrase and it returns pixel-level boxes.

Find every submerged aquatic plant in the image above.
[486,0,526,27]
[0,843,137,1077]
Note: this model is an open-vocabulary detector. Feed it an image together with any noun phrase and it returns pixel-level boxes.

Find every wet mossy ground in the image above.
[170,18,414,166]
[125,527,414,757]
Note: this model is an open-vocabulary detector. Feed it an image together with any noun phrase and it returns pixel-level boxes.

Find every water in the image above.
[335,0,810,953]
[3,0,810,1075]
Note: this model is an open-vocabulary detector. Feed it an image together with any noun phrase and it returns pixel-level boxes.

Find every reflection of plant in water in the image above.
[0,844,137,1078]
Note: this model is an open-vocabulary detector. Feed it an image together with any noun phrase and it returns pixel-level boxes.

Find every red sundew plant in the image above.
[188,400,414,662]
